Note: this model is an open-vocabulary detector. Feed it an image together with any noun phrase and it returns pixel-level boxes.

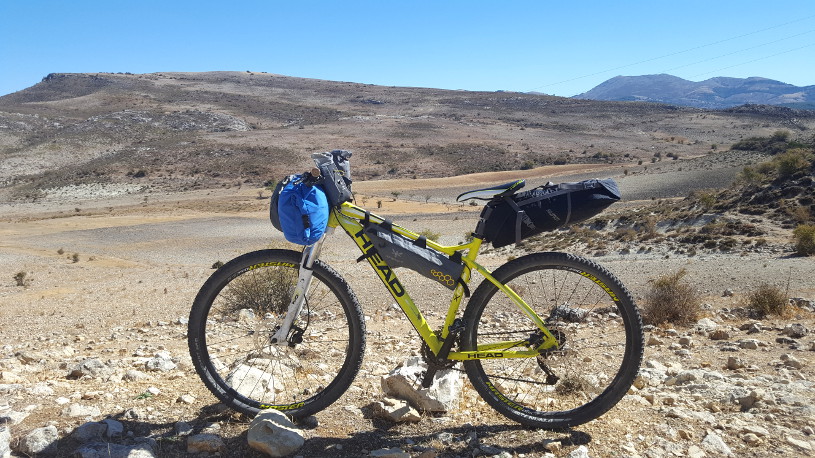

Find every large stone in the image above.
[225,365,282,402]
[103,419,124,438]
[19,425,59,455]
[695,318,718,333]
[186,434,225,454]
[71,421,107,443]
[381,357,462,412]
[782,323,809,339]
[247,409,305,457]
[701,431,733,456]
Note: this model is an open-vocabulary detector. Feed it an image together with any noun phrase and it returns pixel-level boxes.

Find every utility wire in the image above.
[529,14,815,92]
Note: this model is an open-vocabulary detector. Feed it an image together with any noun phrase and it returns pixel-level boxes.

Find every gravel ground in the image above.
[1,160,814,457]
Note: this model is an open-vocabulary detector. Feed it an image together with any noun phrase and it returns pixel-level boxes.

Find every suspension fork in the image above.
[269,230,330,345]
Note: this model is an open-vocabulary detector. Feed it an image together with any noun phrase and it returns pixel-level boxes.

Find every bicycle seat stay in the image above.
[456,179,525,202]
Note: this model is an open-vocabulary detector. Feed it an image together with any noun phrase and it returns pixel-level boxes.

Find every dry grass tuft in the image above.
[746,283,789,318]
[642,268,701,326]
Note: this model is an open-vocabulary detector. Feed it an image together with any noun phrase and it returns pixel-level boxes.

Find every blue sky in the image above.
[1,1,814,98]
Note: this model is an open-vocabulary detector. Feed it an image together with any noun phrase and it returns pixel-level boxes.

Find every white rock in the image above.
[177,394,196,404]
[226,365,285,402]
[695,318,718,333]
[20,425,59,455]
[381,357,462,412]
[63,403,101,418]
[701,431,733,456]
[0,426,10,458]
[567,445,590,458]
[74,442,156,457]
[123,369,150,381]
[373,397,421,423]
[370,447,411,458]
[687,445,706,458]
[145,354,176,372]
[786,435,813,452]
[247,409,305,457]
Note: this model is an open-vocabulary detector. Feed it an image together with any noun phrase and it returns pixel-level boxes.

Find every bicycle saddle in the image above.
[456,179,526,202]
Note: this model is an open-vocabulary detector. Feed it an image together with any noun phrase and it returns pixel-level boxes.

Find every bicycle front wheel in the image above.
[188,249,365,418]
[462,252,643,429]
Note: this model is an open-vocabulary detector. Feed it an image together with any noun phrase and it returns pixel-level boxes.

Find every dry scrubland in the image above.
[0,73,814,457]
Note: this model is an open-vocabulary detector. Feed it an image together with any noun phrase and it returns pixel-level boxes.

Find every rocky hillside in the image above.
[2,72,814,201]
[575,74,815,109]
[521,132,815,260]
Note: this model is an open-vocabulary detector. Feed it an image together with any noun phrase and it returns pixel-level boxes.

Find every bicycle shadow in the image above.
[43,403,267,457]
[296,402,592,457]
[43,401,591,457]
[302,421,591,457]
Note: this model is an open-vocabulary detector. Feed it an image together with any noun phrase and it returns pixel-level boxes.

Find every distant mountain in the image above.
[574,74,815,109]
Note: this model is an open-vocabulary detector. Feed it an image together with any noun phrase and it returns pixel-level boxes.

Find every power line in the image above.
[528,13,815,92]
[661,29,815,74]
[689,42,815,79]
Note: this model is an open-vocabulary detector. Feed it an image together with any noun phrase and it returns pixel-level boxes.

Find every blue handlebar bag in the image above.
[277,179,329,245]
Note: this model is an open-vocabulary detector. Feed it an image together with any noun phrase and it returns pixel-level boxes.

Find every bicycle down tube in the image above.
[330,202,560,359]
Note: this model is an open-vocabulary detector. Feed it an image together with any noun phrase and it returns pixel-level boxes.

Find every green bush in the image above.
[774,149,812,178]
[642,269,701,325]
[793,224,815,256]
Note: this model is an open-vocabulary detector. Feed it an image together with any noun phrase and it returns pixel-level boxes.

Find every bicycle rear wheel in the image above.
[188,249,365,418]
[462,252,643,429]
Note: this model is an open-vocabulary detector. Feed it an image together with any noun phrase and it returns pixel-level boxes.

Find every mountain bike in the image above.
[188,153,644,429]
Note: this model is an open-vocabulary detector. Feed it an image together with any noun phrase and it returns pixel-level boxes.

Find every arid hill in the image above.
[2,71,814,200]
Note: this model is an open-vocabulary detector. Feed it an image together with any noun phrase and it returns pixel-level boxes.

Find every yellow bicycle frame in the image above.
[329,202,559,360]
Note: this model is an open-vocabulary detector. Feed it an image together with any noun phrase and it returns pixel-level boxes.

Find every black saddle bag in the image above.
[483,178,620,248]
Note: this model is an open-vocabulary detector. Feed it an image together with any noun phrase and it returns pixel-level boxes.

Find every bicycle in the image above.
[188,152,644,429]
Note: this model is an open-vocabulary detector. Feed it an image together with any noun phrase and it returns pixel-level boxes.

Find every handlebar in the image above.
[297,149,353,186]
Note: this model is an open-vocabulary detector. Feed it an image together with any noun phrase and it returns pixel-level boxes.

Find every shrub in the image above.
[736,166,763,187]
[14,271,29,287]
[418,229,442,241]
[221,266,298,315]
[793,224,815,256]
[776,149,812,177]
[642,269,701,325]
[746,283,788,317]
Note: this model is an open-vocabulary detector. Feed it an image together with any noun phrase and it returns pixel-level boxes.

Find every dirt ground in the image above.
[1,167,814,457]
